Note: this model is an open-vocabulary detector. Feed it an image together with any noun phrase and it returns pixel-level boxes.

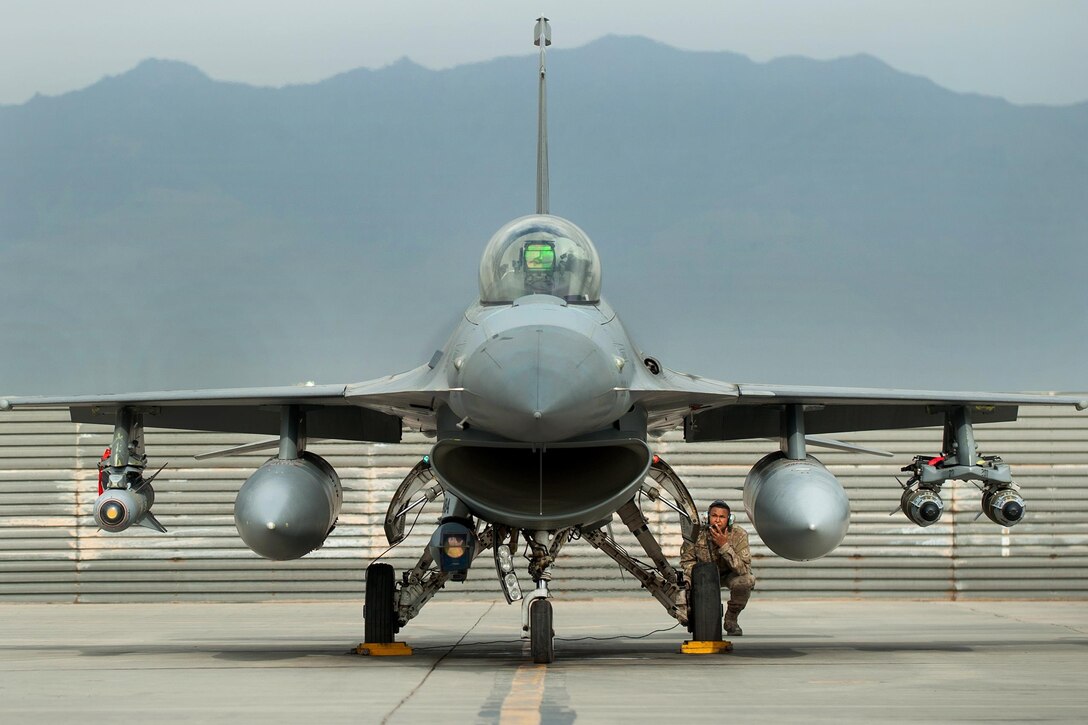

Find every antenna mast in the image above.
[534,17,551,215]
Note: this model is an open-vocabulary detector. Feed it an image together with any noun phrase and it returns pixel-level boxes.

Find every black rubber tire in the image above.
[364,563,396,644]
[690,562,723,642]
[530,599,555,664]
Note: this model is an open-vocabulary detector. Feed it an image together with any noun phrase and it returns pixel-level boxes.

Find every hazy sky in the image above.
[3,0,1086,106]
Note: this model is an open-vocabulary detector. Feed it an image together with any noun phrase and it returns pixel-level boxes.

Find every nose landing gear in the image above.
[521,530,564,663]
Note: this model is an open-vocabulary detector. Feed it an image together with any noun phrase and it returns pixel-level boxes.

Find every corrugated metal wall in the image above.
[2,403,1086,602]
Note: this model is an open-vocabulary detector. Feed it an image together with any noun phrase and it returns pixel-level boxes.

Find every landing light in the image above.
[497,546,515,573]
[504,573,521,599]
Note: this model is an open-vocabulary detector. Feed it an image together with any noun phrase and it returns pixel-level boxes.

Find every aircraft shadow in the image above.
[6,635,1085,665]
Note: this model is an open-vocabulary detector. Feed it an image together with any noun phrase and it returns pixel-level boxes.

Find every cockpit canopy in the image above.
[478,215,602,304]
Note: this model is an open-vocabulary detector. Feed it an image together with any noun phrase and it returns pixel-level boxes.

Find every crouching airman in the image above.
[680,500,755,636]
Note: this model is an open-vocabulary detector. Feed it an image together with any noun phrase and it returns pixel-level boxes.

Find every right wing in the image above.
[0,363,453,442]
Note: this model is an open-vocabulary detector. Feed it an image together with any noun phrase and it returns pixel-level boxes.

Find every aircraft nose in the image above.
[457,325,625,441]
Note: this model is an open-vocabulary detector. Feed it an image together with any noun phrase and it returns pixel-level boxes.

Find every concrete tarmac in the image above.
[1,598,1086,724]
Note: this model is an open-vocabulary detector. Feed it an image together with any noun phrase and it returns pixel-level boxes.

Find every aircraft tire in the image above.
[530,598,555,664]
[364,563,396,644]
[690,562,723,642]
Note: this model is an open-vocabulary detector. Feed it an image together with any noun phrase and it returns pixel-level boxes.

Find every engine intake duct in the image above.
[430,439,651,529]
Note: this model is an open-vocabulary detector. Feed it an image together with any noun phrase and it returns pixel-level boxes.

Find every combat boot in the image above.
[724,606,743,636]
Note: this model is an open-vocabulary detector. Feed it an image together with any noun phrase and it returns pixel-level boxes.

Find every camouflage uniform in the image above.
[680,524,755,634]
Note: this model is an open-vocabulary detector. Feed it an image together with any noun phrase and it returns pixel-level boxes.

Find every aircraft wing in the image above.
[633,367,1088,440]
[0,364,450,442]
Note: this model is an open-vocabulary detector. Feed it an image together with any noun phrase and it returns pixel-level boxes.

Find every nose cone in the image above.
[457,324,625,441]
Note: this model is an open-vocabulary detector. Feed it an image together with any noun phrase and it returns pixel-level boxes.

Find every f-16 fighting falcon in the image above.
[1,19,1085,663]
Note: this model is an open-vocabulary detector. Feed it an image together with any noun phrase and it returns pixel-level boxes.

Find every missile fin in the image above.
[139,511,168,534]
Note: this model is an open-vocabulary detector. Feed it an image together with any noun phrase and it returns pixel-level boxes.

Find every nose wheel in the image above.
[529,598,555,663]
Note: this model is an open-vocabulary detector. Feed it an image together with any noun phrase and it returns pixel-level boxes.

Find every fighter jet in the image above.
[2,19,1084,663]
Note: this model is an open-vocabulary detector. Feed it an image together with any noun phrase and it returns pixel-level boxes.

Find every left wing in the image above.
[0,364,452,442]
[631,366,1087,440]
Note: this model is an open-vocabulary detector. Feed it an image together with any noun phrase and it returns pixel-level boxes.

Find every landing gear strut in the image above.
[363,452,706,660]
[520,530,565,664]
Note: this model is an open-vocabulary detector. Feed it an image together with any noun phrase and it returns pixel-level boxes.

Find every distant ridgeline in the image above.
[1,36,1086,394]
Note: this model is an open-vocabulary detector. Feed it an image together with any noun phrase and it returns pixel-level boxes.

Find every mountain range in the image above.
[1,36,1085,395]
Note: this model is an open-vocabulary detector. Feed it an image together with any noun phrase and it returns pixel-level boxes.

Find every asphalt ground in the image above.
[1,598,1085,724]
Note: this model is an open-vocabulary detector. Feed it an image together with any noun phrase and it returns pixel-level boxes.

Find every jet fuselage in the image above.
[433,292,654,530]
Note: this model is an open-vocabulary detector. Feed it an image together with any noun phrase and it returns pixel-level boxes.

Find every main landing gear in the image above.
[364,563,397,644]
[364,454,708,662]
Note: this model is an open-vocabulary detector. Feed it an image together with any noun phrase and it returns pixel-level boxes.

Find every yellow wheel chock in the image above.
[680,640,733,654]
[356,642,414,656]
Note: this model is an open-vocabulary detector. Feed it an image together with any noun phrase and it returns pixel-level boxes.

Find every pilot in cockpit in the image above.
[479,215,601,305]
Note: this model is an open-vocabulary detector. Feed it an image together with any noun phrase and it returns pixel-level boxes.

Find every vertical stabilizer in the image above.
[534,17,551,215]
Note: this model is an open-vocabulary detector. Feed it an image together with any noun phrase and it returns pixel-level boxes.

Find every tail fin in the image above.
[534,17,551,215]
